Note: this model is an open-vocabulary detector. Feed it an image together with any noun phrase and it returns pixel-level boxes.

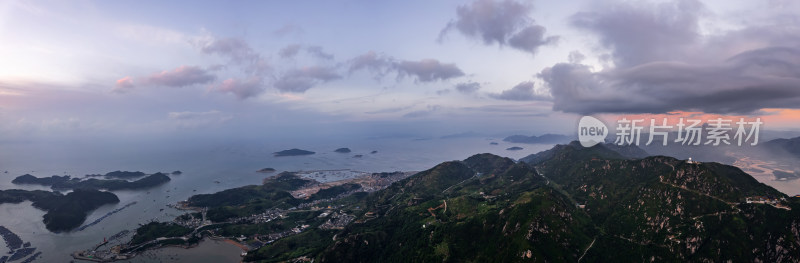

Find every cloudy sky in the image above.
[2,0,800,142]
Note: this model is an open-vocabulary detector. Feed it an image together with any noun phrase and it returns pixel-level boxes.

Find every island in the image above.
[490,142,499,145]
[12,172,171,190]
[273,148,316,157]
[353,154,363,158]
[334,148,351,153]
[0,189,119,232]
[257,168,277,173]
[171,171,183,175]
[370,150,378,154]
[103,171,146,179]
[506,146,524,151]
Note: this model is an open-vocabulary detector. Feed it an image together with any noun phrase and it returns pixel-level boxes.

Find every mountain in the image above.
[242,143,799,262]
[762,136,800,158]
[503,133,572,144]
[0,189,119,232]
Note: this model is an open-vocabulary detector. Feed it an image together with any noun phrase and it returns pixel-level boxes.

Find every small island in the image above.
[171,170,183,175]
[0,189,120,232]
[334,148,351,153]
[273,148,316,157]
[353,154,363,158]
[370,150,378,154]
[490,142,499,145]
[506,146,524,151]
[257,168,277,173]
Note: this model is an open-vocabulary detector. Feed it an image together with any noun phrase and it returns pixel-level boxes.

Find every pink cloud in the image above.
[146,65,215,87]
[112,76,135,93]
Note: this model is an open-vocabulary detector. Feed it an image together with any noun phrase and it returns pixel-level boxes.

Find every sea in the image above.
[0,136,797,262]
[0,136,550,262]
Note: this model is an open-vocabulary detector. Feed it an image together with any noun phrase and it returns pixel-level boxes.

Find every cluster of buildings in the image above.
[746,196,791,210]
[318,211,356,230]
[233,208,284,224]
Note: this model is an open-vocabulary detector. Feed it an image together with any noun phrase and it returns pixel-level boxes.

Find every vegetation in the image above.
[246,143,799,262]
[133,142,800,262]
[129,222,192,245]
[0,189,120,232]
[273,148,315,156]
[11,173,170,190]
[103,170,146,178]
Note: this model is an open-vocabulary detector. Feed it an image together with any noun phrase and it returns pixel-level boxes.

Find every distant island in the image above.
[370,150,378,154]
[257,168,277,173]
[353,154,363,158]
[503,133,571,144]
[273,148,316,157]
[506,146,523,151]
[334,148,351,153]
[171,170,182,175]
[103,171,146,179]
[490,142,499,145]
[762,136,800,159]
[12,172,170,190]
[0,189,119,232]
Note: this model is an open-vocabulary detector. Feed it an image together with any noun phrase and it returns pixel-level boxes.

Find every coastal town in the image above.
[69,170,413,262]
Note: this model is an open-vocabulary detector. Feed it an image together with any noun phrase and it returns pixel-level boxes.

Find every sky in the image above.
[1,0,800,143]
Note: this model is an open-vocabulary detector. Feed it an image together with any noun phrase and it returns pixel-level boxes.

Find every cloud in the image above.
[454,82,481,94]
[507,25,559,53]
[440,0,557,55]
[112,76,135,93]
[394,59,465,82]
[403,105,441,118]
[305,46,334,60]
[490,81,551,101]
[540,0,800,114]
[279,44,334,60]
[210,77,265,99]
[279,44,303,59]
[200,37,270,74]
[348,51,394,77]
[570,0,704,68]
[273,24,303,37]
[168,110,232,128]
[348,52,465,83]
[274,66,341,93]
[146,65,216,87]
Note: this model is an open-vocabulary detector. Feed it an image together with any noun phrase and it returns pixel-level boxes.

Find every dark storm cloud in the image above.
[490,81,551,101]
[542,47,800,114]
[146,65,216,87]
[274,66,341,93]
[542,0,800,115]
[440,0,557,55]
